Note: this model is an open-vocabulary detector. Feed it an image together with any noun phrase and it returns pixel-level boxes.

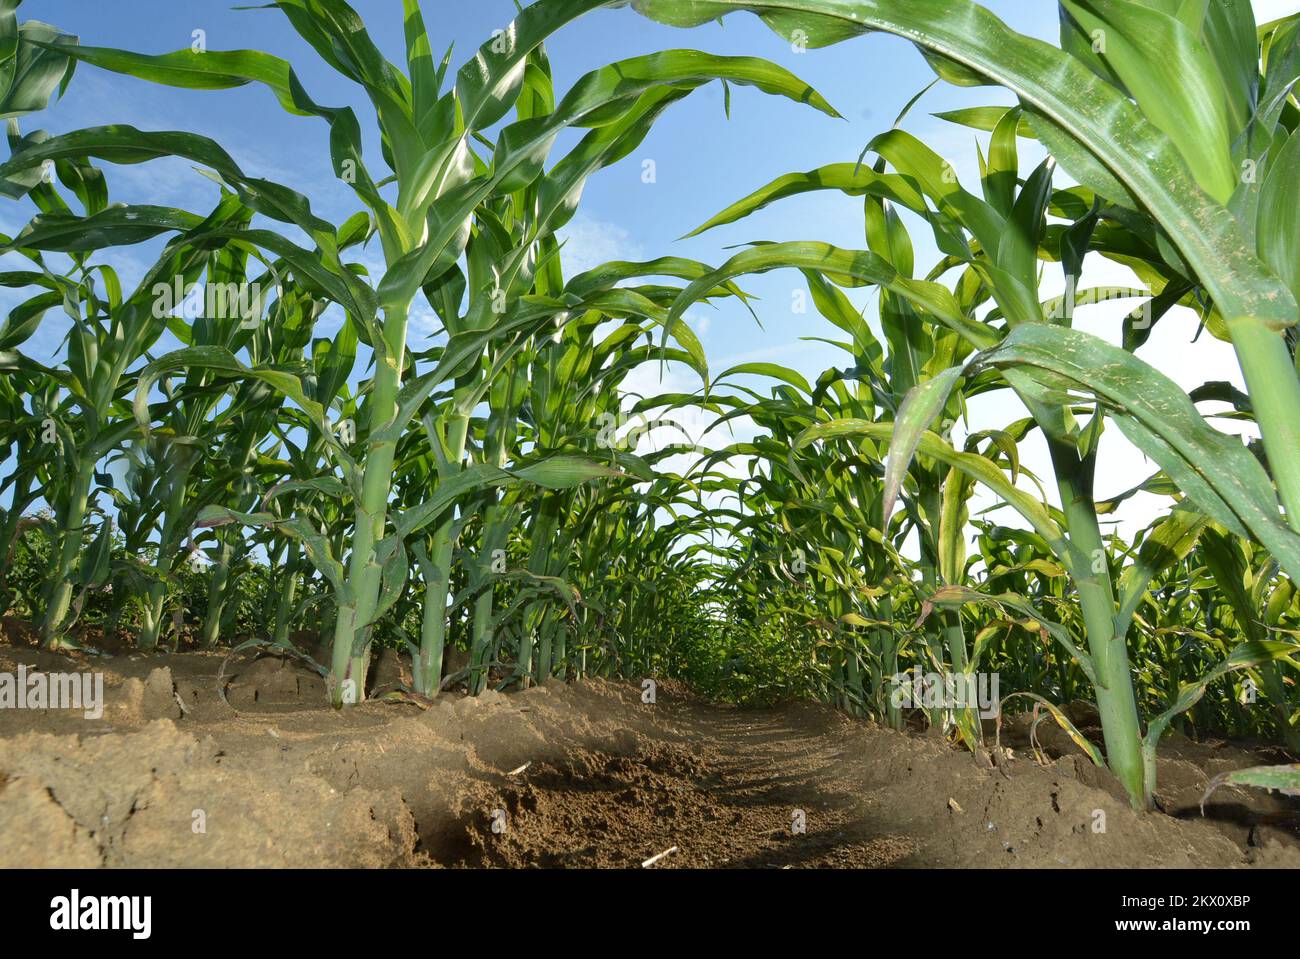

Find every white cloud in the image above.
[715,338,824,368]
[555,213,643,276]
[408,302,444,343]
[1252,0,1298,23]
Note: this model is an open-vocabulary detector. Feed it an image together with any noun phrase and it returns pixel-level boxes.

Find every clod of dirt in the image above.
[103,667,183,724]
[0,777,102,867]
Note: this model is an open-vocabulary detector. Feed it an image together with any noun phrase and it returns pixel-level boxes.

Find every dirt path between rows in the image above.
[0,639,1297,868]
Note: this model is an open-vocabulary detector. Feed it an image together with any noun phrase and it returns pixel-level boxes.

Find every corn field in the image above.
[1,0,1298,836]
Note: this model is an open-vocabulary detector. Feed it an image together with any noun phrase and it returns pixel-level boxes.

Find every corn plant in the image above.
[625,0,1300,533]
[609,0,1300,810]
[0,0,840,702]
[2,0,1298,820]
[0,158,262,647]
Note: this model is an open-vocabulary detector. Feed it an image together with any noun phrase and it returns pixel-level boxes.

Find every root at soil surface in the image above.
[0,642,1297,868]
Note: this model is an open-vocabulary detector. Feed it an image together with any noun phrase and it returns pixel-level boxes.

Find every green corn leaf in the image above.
[134,346,331,443]
[43,43,307,112]
[1059,0,1239,203]
[394,455,625,541]
[1201,764,1300,810]
[1143,639,1300,800]
[715,362,812,396]
[0,19,76,121]
[1113,506,1209,637]
[998,691,1107,768]
[794,418,1068,556]
[917,584,1098,687]
[565,256,750,302]
[684,163,924,238]
[4,205,203,252]
[665,241,994,349]
[1199,526,1265,645]
[880,366,963,526]
[1257,124,1300,306]
[628,0,1300,420]
[0,125,340,250]
[195,505,347,597]
[934,106,1036,136]
[982,106,1021,217]
[974,323,1300,581]
[868,127,1004,255]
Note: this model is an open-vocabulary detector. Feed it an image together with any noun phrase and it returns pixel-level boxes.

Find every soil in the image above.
[0,626,1297,868]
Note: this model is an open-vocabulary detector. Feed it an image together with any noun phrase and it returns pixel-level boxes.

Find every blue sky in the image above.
[9,0,1056,336]
[6,0,1297,538]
